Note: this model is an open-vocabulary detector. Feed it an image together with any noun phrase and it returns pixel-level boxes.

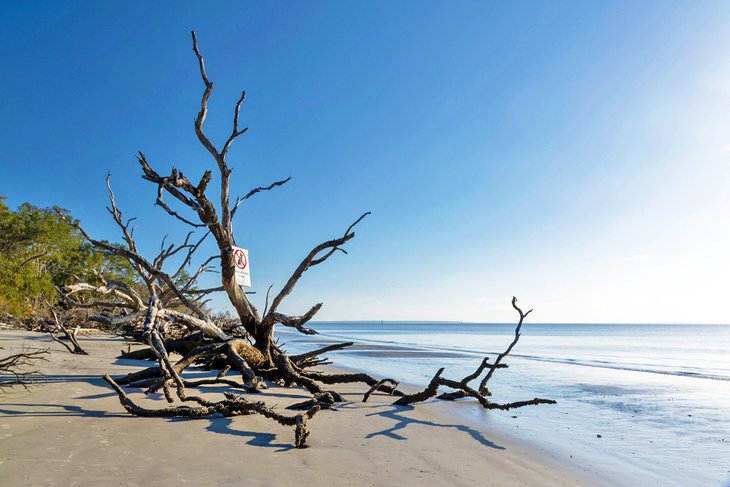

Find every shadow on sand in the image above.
[0,402,129,419]
[365,404,505,450]
[1,370,504,452]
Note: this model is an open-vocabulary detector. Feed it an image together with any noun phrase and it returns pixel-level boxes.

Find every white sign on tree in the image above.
[232,246,251,288]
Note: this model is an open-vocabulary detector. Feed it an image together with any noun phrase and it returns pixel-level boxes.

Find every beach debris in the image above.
[45,305,88,355]
[57,32,555,448]
[0,346,49,389]
[363,378,400,402]
[395,298,556,411]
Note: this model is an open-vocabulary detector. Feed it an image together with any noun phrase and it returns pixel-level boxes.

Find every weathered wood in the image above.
[121,332,208,360]
[290,342,353,364]
[363,378,399,402]
[0,348,49,388]
[47,309,88,355]
[393,368,444,406]
[274,353,343,402]
[302,370,404,397]
[103,374,320,448]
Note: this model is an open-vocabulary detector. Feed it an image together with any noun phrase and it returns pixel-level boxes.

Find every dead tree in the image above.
[62,32,554,448]
[46,307,88,355]
[0,347,49,389]
[396,298,556,409]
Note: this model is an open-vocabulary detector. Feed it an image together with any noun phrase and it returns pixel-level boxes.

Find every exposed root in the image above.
[287,392,337,411]
[302,370,404,397]
[121,332,209,360]
[393,369,554,410]
[363,378,399,402]
[274,353,344,402]
[225,339,265,391]
[103,374,320,447]
[394,368,444,406]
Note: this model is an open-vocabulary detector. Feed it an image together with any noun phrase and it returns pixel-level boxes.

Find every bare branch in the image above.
[154,183,206,228]
[89,309,147,327]
[158,308,228,341]
[363,379,399,402]
[221,90,249,159]
[64,215,208,319]
[265,212,370,318]
[262,283,274,317]
[173,231,211,279]
[301,370,403,397]
[182,286,225,296]
[63,280,144,309]
[290,342,353,364]
[47,308,87,355]
[0,347,49,389]
[478,296,532,394]
[191,30,218,161]
[231,177,292,218]
[393,368,444,406]
[105,174,154,294]
[267,303,322,335]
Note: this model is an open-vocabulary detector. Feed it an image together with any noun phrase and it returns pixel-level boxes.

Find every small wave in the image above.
[513,354,730,382]
[312,330,730,382]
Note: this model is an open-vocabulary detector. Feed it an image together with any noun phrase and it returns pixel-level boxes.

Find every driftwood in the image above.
[47,308,88,355]
[121,332,209,360]
[103,374,320,448]
[397,298,556,410]
[59,32,555,448]
[363,378,400,402]
[0,347,49,389]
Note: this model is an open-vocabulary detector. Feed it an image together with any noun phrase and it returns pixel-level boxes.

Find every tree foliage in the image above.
[0,197,135,317]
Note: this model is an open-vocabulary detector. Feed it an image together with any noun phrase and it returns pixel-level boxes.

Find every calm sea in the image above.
[281,322,730,486]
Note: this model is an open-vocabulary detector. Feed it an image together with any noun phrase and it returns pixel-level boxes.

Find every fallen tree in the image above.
[0,347,49,389]
[61,31,555,447]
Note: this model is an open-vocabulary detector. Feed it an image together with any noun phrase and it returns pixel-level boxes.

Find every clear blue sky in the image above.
[2,1,729,323]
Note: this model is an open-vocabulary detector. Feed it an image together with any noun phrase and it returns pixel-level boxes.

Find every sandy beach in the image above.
[0,330,595,486]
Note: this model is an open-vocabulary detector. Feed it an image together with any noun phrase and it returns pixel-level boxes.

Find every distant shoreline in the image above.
[310,320,730,326]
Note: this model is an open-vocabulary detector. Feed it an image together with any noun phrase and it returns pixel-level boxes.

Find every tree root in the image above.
[121,332,209,360]
[274,353,344,402]
[393,368,555,410]
[363,378,399,402]
[103,374,320,448]
[301,370,404,397]
[394,368,444,406]
[286,392,337,411]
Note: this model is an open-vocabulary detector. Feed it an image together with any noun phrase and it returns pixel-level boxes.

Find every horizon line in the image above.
[309,320,730,326]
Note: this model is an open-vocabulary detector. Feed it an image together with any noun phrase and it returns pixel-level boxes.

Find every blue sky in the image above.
[2,1,729,323]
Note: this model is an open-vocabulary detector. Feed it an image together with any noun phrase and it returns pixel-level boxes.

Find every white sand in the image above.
[0,330,596,486]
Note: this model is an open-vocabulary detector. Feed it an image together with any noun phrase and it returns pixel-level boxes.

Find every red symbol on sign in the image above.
[233,249,247,270]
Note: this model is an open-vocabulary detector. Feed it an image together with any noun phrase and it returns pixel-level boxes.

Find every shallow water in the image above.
[281,322,730,486]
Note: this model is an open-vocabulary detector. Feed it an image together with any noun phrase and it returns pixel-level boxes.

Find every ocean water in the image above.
[280,322,730,486]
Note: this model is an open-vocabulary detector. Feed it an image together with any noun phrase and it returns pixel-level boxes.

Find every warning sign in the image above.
[232,246,251,288]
